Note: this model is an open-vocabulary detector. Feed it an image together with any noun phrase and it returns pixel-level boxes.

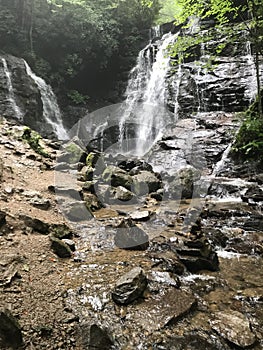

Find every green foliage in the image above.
[232,97,263,164]
[67,90,89,105]
[22,127,50,158]
[0,0,160,101]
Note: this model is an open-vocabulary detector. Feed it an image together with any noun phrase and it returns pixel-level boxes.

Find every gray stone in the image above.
[102,165,133,190]
[133,170,161,195]
[112,267,147,305]
[114,186,135,201]
[114,226,149,250]
[63,201,93,221]
[29,196,50,210]
[19,214,49,234]
[62,239,76,251]
[50,237,72,258]
[135,288,197,331]
[210,310,256,348]
[89,324,113,350]
[0,309,23,348]
[130,210,150,221]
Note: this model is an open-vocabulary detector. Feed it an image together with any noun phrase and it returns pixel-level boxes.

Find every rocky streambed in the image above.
[0,113,262,349]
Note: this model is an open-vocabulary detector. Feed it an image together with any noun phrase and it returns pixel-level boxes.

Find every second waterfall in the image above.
[119,31,176,156]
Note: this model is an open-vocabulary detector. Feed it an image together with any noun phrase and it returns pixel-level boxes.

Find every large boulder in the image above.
[132,170,162,195]
[102,165,133,190]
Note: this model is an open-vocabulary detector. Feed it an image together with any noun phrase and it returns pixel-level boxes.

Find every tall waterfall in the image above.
[24,61,68,140]
[1,58,23,121]
[119,32,176,156]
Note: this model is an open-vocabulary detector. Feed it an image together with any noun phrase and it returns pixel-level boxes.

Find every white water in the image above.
[119,32,176,156]
[1,58,23,120]
[24,61,68,140]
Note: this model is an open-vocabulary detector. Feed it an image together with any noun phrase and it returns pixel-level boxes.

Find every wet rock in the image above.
[0,308,23,348]
[62,201,93,221]
[102,165,133,190]
[168,166,201,199]
[158,331,229,350]
[114,225,149,250]
[135,288,197,331]
[149,250,185,275]
[242,185,263,203]
[133,170,161,195]
[210,310,256,348]
[243,214,263,231]
[50,237,72,258]
[112,267,147,305]
[19,214,49,234]
[178,251,219,272]
[0,210,6,228]
[80,324,113,350]
[130,210,150,221]
[114,186,135,201]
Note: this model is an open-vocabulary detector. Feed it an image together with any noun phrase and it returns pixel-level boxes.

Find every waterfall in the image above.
[1,58,23,121]
[119,32,176,156]
[24,61,68,140]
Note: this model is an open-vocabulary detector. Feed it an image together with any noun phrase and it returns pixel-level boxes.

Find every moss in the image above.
[231,97,263,167]
[22,127,50,158]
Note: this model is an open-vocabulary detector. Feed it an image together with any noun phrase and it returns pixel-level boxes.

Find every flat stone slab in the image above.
[210,310,256,348]
[134,288,196,331]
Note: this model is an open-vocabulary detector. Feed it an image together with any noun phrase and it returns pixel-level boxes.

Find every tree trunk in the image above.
[255,50,262,117]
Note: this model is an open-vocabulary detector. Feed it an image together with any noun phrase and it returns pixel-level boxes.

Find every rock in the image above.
[168,166,201,199]
[83,192,104,211]
[62,201,93,221]
[130,210,150,221]
[133,170,161,195]
[0,308,23,348]
[178,251,219,272]
[158,331,229,350]
[49,223,74,239]
[50,237,72,258]
[62,239,76,251]
[79,165,94,181]
[89,324,113,350]
[86,152,100,167]
[102,165,133,190]
[243,214,263,231]
[114,186,135,201]
[54,184,82,200]
[242,185,263,203]
[135,288,197,331]
[210,310,256,348]
[112,267,147,305]
[19,214,49,234]
[149,250,185,275]
[29,196,50,210]
[114,226,149,250]
[0,210,6,228]
[80,323,113,350]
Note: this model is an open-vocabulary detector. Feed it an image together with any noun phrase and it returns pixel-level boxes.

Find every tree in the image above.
[171,0,263,116]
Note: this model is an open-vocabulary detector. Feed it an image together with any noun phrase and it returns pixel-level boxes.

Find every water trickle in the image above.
[1,58,23,121]
[119,32,176,156]
[24,61,68,140]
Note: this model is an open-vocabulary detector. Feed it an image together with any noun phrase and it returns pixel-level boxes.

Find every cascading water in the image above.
[1,58,23,121]
[24,61,68,140]
[119,32,176,156]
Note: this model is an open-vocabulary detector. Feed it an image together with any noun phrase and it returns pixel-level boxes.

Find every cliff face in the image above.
[164,20,263,116]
